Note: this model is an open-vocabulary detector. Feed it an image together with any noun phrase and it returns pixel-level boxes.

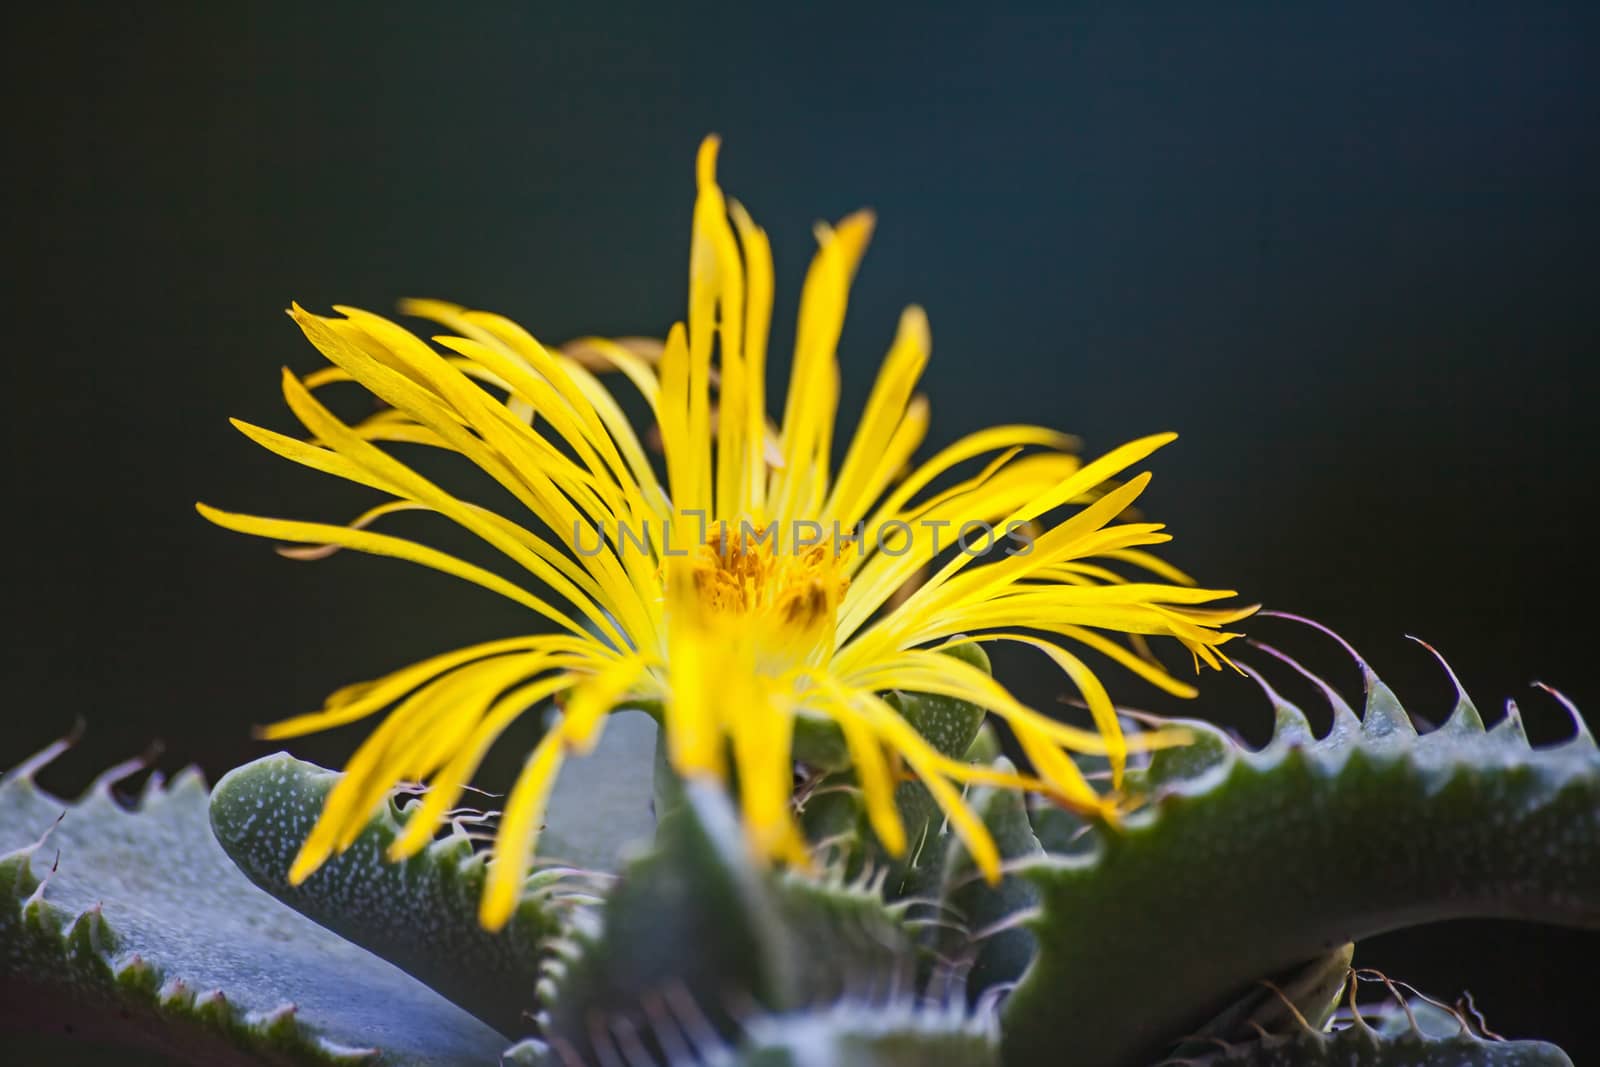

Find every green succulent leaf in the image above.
[542,780,915,1064]
[0,746,514,1066]
[878,642,992,900]
[785,641,995,898]
[1172,1028,1573,1066]
[504,1001,999,1067]
[714,1001,1000,1066]
[961,723,1004,766]
[499,1037,554,1066]
[537,707,659,872]
[1171,996,1574,1066]
[888,642,993,760]
[210,752,569,1038]
[1169,942,1353,1057]
[935,758,1043,998]
[1001,655,1600,1067]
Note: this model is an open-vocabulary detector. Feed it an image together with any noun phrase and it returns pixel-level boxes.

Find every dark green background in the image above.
[7,2,1596,1055]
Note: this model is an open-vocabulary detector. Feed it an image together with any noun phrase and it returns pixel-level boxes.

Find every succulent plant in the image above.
[3,627,1592,1065]
[7,138,1592,1067]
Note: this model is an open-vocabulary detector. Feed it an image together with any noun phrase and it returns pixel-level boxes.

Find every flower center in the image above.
[686,522,851,670]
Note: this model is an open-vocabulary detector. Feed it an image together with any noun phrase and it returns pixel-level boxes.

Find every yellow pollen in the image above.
[690,523,851,638]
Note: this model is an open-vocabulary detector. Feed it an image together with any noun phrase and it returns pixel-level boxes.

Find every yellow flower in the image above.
[199,137,1251,930]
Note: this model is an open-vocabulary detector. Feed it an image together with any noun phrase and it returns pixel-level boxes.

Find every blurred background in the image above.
[7,2,1596,1053]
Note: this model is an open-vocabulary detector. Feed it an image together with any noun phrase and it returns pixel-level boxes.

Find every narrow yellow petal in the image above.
[275,360,641,649]
[273,500,428,561]
[558,658,644,756]
[1042,624,1200,699]
[480,731,566,930]
[478,656,641,929]
[975,633,1126,788]
[389,671,579,859]
[1101,548,1197,586]
[259,635,597,740]
[771,210,874,522]
[197,503,598,640]
[841,650,1189,758]
[804,694,905,856]
[728,199,774,514]
[852,691,1000,882]
[825,306,930,525]
[869,424,1078,526]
